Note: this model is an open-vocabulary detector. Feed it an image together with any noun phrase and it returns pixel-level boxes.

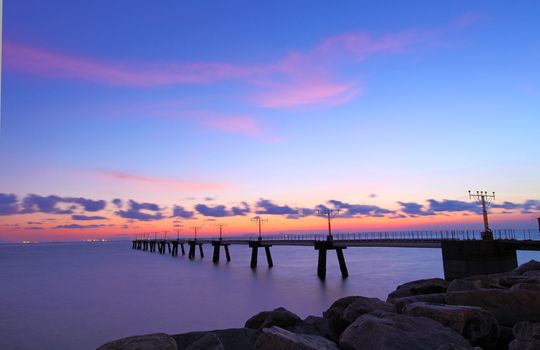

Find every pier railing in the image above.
[240,229,538,242]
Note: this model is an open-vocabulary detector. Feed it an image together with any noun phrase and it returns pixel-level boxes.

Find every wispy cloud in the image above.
[4,14,473,109]
[98,171,227,192]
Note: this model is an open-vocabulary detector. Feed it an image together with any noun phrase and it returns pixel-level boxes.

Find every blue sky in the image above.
[1,1,539,240]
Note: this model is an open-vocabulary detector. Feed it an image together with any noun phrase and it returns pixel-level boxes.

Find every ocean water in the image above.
[0,241,538,350]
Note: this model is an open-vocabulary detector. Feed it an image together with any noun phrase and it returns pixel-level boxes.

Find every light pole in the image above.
[215,223,227,241]
[252,216,267,241]
[469,190,495,240]
[318,209,340,241]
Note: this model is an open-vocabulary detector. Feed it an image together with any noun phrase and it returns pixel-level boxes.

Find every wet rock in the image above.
[509,321,540,349]
[386,278,449,303]
[403,302,499,348]
[514,260,540,275]
[185,333,224,350]
[173,328,259,350]
[323,296,394,333]
[496,326,515,350]
[445,289,540,326]
[255,326,339,350]
[435,345,481,350]
[447,278,504,292]
[392,293,446,313]
[245,307,303,330]
[97,333,178,350]
[339,313,470,350]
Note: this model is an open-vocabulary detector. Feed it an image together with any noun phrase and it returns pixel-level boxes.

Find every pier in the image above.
[131,229,540,280]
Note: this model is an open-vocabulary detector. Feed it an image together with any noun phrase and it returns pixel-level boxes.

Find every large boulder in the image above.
[173,328,259,350]
[403,302,499,348]
[499,275,540,288]
[445,289,540,326]
[323,296,394,333]
[185,333,225,350]
[293,316,340,343]
[386,278,449,303]
[255,326,339,350]
[391,293,446,313]
[509,321,540,350]
[245,307,303,330]
[514,260,540,275]
[339,313,470,350]
[97,333,178,350]
[447,278,504,292]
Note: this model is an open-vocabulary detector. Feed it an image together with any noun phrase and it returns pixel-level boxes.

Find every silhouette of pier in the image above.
[132,229,540,280]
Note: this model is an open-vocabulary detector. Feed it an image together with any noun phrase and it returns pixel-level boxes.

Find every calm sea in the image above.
[0,240,538,350]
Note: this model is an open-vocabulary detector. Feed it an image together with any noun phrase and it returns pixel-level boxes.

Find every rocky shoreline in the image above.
[98,260,540,350]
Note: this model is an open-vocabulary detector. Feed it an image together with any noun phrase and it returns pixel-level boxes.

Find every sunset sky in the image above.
[1,1,539,241]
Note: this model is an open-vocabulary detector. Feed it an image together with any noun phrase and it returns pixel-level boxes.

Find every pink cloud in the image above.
[197,113,282,142]
[98,171,227,192]
[4,14,476,108]
[3,42,256,87]
[255,80,359,108]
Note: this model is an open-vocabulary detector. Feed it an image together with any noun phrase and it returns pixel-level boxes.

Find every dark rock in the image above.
[255,326,339,350]
[293,316,340,343]
[524,270,540,277]
[185,333,224,350]
[514,260,540,275]
[245,307,302,331]
[403,302,499,348]
[323,296,394,333]
[447,278,504,292]
[511,282,540,292]
[97,333,178,350]
[499,275,540,288]
[386,278,449,303]
[509,323,540,350]
[392,293,446,313]
[445,289,540,326]
[435,345,481,350]
[339,313,470,350]
[496,326,515,350]
[173,328,259,350]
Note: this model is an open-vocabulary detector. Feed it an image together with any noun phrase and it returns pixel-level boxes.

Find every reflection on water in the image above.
[0,241,538,350]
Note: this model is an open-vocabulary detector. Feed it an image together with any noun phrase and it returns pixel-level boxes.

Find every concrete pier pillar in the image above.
[180,243,185,256]
[442,240,518,280]
[250,246,258,268]
[224,245,231,262]
[212,244,220,263]
[264,246,273,267]
[132,241,136,249]
[317,248,327,280]
[198,244,204,258]
[336,248,349,278]
[167,242,172,254]
[188,242,196,259]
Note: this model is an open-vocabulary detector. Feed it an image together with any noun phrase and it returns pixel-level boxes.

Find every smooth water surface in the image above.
[1,241,538,350]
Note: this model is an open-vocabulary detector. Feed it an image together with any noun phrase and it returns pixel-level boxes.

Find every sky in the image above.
[1,1,539,241]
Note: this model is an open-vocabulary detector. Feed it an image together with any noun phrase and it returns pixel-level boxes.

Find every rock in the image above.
[185,333,224,350]
[509,322,540,350]
[511,282,540,292]
[386,278,449,303]
[245,307,303,330]
[445,289,540,326]
[499,275,540,288]
[403,302,499,348]
[323,296,394,333]
[447,278,504,292]
[435,345,482,350]
[392,293,446,313]
[524,270,540,277]
[514,260,540,275]
[496,326,515,350]
[173,328,259,350]
[97,333,178,350]
[339,313,470,350]
[293,316,340,342]
[255,326,339,350]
